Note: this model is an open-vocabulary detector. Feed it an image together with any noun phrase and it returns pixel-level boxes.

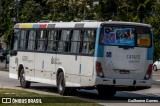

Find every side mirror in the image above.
[10,50,17,56]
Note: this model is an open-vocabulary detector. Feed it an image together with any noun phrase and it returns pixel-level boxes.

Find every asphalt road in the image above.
[0,63,160,106]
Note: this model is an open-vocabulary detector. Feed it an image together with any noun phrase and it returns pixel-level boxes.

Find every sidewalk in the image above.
[0,62,9,71]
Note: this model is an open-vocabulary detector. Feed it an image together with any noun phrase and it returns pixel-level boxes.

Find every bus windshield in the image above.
[100,25,151,47]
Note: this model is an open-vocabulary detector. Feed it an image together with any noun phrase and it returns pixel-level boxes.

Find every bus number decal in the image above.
[126,55,140,63]
[51,57,62,65]
[22,56,33,63]
[127,55,140,60]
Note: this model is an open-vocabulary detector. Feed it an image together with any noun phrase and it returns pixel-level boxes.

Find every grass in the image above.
[0,88,101,106]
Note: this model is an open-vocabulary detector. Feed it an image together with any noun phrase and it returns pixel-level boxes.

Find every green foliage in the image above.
[145,3,160,61]
[128,0,155,22]
[19,0,43,22]
[1,0,160,60]
[0,0,15,49]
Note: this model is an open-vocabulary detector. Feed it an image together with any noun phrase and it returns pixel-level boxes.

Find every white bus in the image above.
[9,21,153,96]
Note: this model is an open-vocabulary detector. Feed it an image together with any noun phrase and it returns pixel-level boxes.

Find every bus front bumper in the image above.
[95,77,152,87]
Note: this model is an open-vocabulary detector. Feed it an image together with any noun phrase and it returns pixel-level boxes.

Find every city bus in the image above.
[9,21,153,96]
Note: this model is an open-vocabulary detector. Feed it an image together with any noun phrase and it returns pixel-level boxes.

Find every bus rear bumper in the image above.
[95,77,152,87]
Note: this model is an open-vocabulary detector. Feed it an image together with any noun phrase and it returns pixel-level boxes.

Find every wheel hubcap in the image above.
[21,73,25,85]
[59,78,63,91]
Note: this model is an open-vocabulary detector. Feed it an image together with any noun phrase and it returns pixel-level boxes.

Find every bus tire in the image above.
[57,72,68,95]
[20,68,31,88]
[153,65,157,71]
[97,86,116,97]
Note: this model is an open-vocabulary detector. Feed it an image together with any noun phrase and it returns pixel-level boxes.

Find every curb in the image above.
[0,68,9,71]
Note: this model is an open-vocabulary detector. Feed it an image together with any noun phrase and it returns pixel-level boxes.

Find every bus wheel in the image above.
[97,86,116,97]
[153,65,157,71]
[57,72,68,95]
[20,68,31,88]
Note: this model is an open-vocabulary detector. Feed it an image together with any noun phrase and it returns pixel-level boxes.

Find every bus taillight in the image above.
[96,61,104,78]
[144,64,153,80]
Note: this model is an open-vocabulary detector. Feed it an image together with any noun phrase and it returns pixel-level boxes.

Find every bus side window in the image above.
[36,30,47,51]
[70,30,81,53]
[19,30,27,50]
[79,31,83,53]
[82,30,89,54]
[58,30,70,52]
[12,29,20,50]
[89,30,96,54]
[27,30,36,50]
[82,30,96,55]
[47,30,57,52]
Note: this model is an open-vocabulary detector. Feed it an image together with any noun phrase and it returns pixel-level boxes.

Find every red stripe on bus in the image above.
[40,24,47,28]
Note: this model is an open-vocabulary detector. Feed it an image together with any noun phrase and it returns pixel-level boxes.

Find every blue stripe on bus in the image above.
[33,24,39,28]
[94,28,104,57]
[147,32,154,60]
[147,47,153,60]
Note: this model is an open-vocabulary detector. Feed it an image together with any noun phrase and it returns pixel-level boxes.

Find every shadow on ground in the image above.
[14,84,160,102]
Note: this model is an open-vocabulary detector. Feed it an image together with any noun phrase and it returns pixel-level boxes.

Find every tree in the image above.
[44,0,93,21]
[19,0,44,22]
[145,3,160,60]
[0,0,15,49]
[94,0,118,20]
[128,0,156,22]
[0,0,44,49]
[0,0,159,60]
[93,0,130,21]
[0,0,13,37]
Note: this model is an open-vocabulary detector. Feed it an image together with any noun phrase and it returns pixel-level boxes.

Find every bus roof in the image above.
[14,21,152,29]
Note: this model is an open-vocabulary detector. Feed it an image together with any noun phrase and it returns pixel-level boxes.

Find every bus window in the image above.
[19,30,27,50]
[12,29,20,50]
[101,26,136,47]
[47,30,57,52]
[89,30,96,54]
[36,30,47,51]
[82,30,96,55]
[58,30,70,52]
[28,30,36,50]
[137,27,151,47]
[70,30,81,53]
[100,25,151,48]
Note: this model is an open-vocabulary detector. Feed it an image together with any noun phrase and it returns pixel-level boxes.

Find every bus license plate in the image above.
[119,70,130,74]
